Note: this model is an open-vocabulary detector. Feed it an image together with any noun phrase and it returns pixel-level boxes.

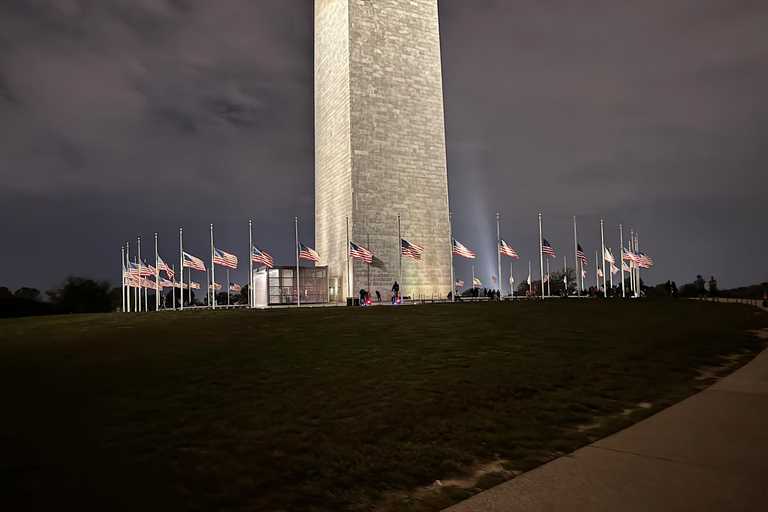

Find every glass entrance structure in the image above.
[253,266,329,306]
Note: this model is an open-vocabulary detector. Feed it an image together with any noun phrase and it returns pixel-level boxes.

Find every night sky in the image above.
[1,0,766,293]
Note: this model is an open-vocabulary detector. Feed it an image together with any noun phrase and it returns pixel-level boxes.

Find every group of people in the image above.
[695,275,719,301]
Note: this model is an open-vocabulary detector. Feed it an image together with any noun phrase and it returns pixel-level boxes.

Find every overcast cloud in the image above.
[1,0,766,292]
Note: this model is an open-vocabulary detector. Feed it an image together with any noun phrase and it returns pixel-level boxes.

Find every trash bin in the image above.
[346,297,361,306]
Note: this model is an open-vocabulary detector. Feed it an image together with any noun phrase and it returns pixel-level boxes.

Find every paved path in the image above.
[446,314,768,512]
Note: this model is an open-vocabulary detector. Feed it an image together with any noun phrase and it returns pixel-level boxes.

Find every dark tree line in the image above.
[1,277,114,319]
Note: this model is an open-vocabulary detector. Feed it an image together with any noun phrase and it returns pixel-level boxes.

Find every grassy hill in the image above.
[1,300,766,511]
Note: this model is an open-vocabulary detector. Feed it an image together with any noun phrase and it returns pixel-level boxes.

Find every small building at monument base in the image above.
[253,266,335,307]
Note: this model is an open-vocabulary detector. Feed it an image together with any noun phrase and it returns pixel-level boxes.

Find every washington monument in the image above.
[315,0,452,301]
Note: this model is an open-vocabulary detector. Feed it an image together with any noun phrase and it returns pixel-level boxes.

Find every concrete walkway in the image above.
[446,321,768,511]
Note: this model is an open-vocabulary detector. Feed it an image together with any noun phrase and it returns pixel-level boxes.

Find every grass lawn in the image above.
[1,300,766,512]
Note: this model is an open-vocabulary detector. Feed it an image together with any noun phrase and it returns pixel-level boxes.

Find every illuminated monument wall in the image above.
[315,0,452,300]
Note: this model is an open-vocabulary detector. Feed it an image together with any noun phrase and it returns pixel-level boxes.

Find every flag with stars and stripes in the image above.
[213,248,238,269]
[183,251,206,271]
[157,256,174,278]
[349,241,373,264]
[452,239,476,259]
[252,247,274,268]
[401,239,424,260]
[299,243,321,262]
[623,261,631,272]
[473,277,483,286]
[577,244,588,266]
[500,239,519,258]
[542,239,556,258]
[639,253,653,268]
[604,248,616,265]
[229,282,242,292]
[455,279,464,287]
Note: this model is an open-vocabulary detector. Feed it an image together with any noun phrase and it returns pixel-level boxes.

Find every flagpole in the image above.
[538,213,544,301]
[546,258,550,297]
[496,213,502,295]
[121,247,126,313]
[179,229,184,311]
[126,242,131,313]
[295,217,300,308]
[608,247,613,292]
[629,229,637,297]
[449,213,455,302]
[636,233,641,297]
[227,269,230,306]
[472,265,475,294]
[510,261,513,299]
[595,251,599,291]
[210,224,216,310]
[346,216,351,301]
[172,264,176,310]
[155,233,159,312]
[249,220,254,308]
[564,256,567,295]
[600,220,607,297]
[398,214,402,302]
[188,268,191,306]
[206,267,210,306]
[138,237,144,312]
[620,225,626,298]
[573,216,580,298]
[134,256,139,311]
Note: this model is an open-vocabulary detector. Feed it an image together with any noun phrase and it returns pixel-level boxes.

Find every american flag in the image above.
[229,282,242,292]
[623,248,639,263]
[543,274,549,283]
[401,239,424,260]
[140,263,154,277]
[157,256,174,278]
[582,269,587,279]
[577,244,588,266]
[455,279,464,287]
[500,239,519,258]
[160,278,175,288]
[527,274,531,285]
[492,276,498,285]
[213,248,238,269]
[141,278,158,290]
[210,282,222,292]
[623,261,631,272]
[126,275,140,288]
[542,238,556,258]
[349,241,373,264]
[604,248,615,265]
[610,263,619,275]
[639,253,653,268]
[183,251,206,271]
[190,281,201,290]
[597,268,604,278]
[252,247,274,268]
[509,276,515,284]
[452,239,475,259]
[473,277,483,286]
[127,262,141,277]
[300,243,321,262]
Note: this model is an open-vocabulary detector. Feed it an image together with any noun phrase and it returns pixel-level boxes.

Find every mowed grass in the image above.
[1,300,766,512]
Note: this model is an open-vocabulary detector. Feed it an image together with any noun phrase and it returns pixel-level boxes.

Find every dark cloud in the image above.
[0,0,766,292]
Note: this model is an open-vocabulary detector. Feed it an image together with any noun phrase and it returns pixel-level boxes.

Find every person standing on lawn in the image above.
[708,276,719,302]
[696,275,707,300]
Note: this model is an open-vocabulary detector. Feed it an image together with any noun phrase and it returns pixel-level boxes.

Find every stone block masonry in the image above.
[315,0,451,300]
